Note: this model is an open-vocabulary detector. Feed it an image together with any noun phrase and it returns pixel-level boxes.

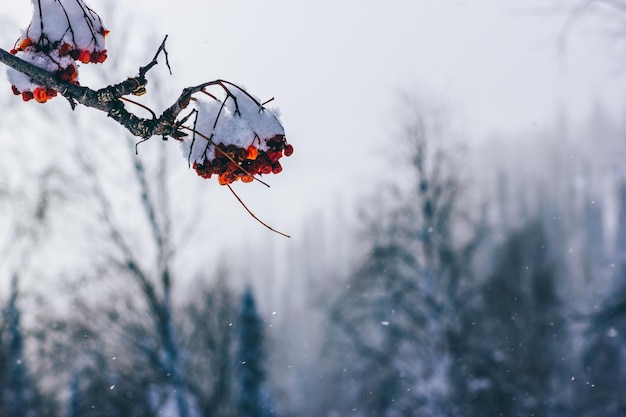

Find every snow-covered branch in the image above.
[1,0,293,187]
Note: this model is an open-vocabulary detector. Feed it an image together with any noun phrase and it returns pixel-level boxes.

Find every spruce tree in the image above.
[2,275,31,417]
[236,287,273,417]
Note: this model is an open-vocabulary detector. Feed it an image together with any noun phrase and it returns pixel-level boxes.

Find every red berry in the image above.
[284,144,294,156]
[22,91,33,102]
[96,50,107,63]
[58,65,78,82]
[9,48,17,55]
[266,150,282,162]
[218,173,232,185]
[246,145,258,160]
[91,50,107,63]
[11,85,20,95]
[19,37,33,50]
[78,50,91,64]
[68,65,77,78]
[58,70,71,81]
[33,87,48,103]
[58,43,72,56]
[272,162,283,174]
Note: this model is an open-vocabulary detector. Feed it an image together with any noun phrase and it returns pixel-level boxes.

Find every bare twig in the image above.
[0,37,238,142]
[226,185,291,238]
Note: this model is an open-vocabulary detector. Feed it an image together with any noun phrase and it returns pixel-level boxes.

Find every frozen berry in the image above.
[218,172,235,185]
[19,37,33,50]
[246,145,258,160]
[58,43,73,56]
[33,87,48,103]
[266,150,281,162]
[78,49,91,64]
[58,65,78,83]
[91,50,107,63]
[272,162,283,174]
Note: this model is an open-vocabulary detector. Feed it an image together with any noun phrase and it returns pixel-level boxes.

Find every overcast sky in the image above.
[4,1,625,275]
[116,0,624,217]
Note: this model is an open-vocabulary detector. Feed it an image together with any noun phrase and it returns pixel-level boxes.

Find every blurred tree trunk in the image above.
[82,137,189,417]
[2,275,30,417]
[327,97,483,417]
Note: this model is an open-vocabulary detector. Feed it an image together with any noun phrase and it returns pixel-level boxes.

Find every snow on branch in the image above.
[0,0,293,187]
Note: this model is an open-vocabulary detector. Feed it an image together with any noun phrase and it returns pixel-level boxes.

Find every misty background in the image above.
[1,1,626,416]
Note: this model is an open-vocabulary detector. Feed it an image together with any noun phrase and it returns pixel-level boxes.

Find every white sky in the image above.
[116,0,624,214]
[3,1,625,279]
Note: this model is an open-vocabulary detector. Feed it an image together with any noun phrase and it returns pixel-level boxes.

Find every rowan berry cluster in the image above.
[193,134,294,185]
[182,90,292,185]
[4,2,292,190]
[7,0,108,103]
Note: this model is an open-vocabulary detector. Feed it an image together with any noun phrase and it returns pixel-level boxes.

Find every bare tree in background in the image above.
[0,1,279,413]
[559,0,626,62]
[0,166,65,417]
[87,147,190,417]
[177,273,238,417]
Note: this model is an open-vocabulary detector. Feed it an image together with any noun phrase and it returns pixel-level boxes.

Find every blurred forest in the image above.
[2,5,626,417]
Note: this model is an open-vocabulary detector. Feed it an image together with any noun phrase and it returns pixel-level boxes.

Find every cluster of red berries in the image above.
[192,135,294,185]
[11,83,57,103]
[9,29,108,103]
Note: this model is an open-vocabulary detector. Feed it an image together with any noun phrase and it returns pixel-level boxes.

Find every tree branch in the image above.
[0,38,193,141]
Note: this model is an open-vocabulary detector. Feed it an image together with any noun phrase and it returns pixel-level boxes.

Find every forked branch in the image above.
[0,37,183,139]
[1,31,293,237]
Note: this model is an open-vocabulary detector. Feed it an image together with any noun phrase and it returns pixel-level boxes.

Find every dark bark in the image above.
[0,37,224,142]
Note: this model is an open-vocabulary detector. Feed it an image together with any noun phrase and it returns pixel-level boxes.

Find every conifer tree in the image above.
[66,374,81,417]
[2,275,33,417]
[236,287,274,417]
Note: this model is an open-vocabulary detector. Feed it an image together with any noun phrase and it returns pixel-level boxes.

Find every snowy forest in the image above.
[1,1,626,417]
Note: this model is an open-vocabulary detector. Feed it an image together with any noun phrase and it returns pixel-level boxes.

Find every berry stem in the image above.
[226,185,291,238]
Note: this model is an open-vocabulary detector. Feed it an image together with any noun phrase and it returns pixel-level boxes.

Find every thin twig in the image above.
[121,96,157,119]
[226,185,290,238]
[139,35,171,77]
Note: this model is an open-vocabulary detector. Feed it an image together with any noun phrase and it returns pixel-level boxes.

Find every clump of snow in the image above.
[180,84,292,185]
[6,0,108,103]
[22,0,107,52]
